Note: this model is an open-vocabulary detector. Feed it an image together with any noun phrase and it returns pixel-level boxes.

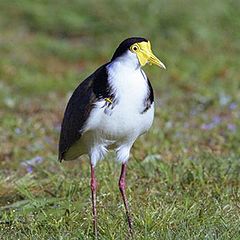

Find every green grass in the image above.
[0,0,240,239]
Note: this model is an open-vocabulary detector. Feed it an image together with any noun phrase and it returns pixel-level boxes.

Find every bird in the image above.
[58,37,166,238]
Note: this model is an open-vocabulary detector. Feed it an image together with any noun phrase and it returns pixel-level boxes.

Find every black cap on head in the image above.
[111,37,148,61]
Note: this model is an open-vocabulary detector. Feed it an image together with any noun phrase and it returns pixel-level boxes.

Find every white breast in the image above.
[85,61,154,142]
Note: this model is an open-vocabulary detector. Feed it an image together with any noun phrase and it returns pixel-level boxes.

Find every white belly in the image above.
[87,100,154,142]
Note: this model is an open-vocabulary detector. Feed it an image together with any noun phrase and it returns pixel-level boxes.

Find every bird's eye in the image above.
[130,44,139,52]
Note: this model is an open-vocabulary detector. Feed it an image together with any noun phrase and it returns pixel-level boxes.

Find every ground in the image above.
[0,0,239,239]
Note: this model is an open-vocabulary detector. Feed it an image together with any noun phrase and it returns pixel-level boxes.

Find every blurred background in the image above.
[0,0,239,239]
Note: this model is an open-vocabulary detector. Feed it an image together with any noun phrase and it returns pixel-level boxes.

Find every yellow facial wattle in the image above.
[130,41,166,69]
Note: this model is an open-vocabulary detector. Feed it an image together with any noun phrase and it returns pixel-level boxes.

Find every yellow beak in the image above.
[136,41,166,69]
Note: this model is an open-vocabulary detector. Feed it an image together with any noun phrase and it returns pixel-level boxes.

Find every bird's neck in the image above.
[107,60,147,99]
[111,52,141,71]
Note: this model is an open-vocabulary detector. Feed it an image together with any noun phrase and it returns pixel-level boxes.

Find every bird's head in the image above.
[111,37,166,69]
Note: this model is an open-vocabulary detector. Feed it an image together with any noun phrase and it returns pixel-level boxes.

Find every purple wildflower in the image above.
[201,123,215,130]
[227,123,236,132]
[21,156,44,173]
[15,128,22,135]
[201,115,222,130]
[212,116,221,124]
[229,102,237,110]
[26,166,33,174]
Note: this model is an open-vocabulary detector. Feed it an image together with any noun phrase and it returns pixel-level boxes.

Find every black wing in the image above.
[58,63,111,161]
[141,76,154,114]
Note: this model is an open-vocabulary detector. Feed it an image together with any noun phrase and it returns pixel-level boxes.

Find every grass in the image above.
[0,0,240,239]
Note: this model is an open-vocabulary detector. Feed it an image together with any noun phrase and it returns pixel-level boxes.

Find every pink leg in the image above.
[90,164,98,239]
[119,163,133,236]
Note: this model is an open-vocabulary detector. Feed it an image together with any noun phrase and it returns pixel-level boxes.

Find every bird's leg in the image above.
[119,163,133,236]
[90,164,98,239]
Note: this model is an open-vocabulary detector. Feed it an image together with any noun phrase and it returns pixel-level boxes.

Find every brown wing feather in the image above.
[58,63,112,161]
[58,78,95,161]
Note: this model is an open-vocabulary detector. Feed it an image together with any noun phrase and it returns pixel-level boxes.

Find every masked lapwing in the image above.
[58,37,166,238]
